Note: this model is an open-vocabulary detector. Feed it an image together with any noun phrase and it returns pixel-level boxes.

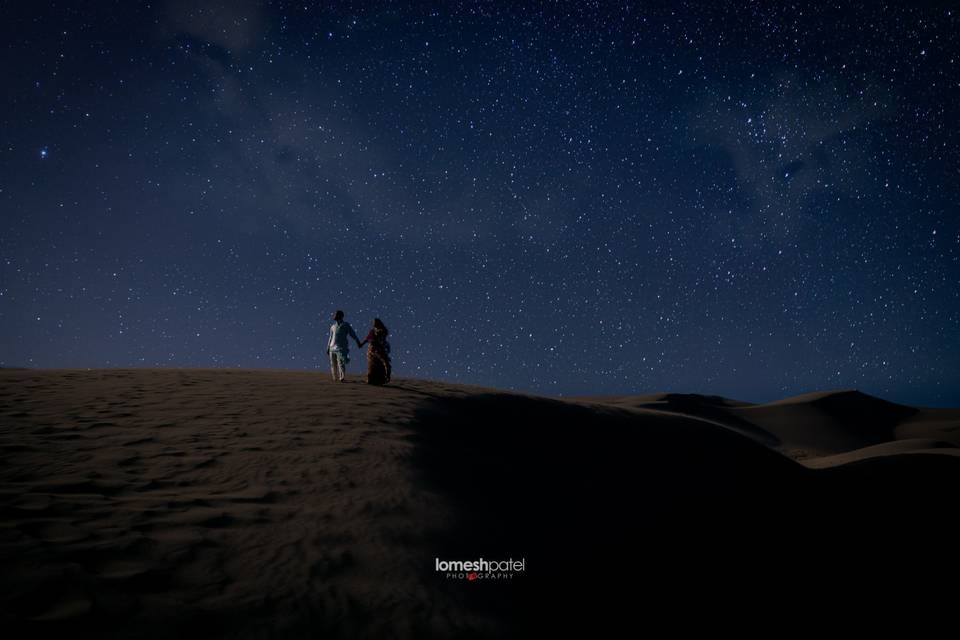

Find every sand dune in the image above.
[577,389,960,463]
[1,369,958,637]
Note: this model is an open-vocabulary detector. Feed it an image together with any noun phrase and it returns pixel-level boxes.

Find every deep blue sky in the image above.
[2,1,958,405]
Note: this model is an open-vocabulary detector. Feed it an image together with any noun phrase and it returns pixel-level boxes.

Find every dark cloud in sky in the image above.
[160,0,266,52]
[689,71,902,240]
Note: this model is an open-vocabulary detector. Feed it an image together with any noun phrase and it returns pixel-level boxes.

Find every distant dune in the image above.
[1,369,958,637]
[576,389,960,462]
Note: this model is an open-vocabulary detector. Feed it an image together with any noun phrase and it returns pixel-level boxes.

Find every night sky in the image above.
[2,1,958,405]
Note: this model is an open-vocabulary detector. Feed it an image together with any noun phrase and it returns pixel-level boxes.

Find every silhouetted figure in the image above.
[326,309,362,382]
[359,318,391,385]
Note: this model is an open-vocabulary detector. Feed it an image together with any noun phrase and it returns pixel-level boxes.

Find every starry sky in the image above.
[2,1,958,405]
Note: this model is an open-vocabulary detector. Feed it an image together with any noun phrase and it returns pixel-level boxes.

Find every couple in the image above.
[326,310,392,385]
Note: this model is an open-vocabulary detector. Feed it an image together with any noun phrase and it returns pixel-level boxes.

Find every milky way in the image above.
[1,1,958,404]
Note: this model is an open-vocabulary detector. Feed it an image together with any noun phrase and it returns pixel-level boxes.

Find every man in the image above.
[326,309,362,382]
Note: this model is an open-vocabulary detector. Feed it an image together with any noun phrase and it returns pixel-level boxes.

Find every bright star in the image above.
[40,147,48,159]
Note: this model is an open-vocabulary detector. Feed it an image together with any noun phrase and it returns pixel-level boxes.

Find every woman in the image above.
[359,318,392,385]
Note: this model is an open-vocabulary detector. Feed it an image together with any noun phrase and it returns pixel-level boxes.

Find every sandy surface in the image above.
[2,369,958,637]
[576,389,960,462]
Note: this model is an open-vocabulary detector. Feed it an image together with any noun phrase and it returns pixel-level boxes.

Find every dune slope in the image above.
[1,369,958,637]
[577,389,960,462]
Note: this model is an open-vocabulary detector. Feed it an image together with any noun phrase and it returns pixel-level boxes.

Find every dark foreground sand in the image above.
[1,369,958,637]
